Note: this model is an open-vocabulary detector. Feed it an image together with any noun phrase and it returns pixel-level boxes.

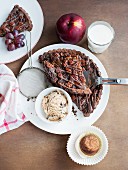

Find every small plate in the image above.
[35,87,72,123]
[67,126,108,165]
[0,0,44,64]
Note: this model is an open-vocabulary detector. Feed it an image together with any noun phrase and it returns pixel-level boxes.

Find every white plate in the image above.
[19,44,110,135]
[0,0,44,64]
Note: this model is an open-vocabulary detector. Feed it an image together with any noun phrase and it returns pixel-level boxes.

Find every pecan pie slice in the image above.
[0,5,33,37]
[39,49,103,117]
[39,49,92,95]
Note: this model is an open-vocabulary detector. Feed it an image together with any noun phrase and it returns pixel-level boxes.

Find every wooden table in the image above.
[0,0,128,169]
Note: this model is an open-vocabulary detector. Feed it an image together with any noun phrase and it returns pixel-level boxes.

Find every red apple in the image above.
[56,13,86,44]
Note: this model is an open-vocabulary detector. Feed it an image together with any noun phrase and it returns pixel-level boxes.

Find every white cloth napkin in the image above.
[0,64,26,135]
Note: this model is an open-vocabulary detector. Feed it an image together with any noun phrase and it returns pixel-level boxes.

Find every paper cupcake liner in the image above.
[66,126,108,165]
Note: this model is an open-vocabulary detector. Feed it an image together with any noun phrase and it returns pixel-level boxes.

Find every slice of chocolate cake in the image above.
[0,5,33,37]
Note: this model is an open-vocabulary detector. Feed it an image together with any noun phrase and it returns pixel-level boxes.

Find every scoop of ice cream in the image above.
[42,90,68,121]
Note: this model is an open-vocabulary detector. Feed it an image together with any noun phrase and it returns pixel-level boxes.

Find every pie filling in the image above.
[39,48,103,117]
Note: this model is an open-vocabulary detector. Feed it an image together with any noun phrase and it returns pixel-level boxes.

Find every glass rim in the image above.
[87,21,115,46]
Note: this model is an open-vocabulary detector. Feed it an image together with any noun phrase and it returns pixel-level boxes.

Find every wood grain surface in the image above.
[0,0,128,170]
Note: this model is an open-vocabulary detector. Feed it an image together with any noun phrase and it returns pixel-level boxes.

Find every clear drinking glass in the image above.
[87,21,115,53]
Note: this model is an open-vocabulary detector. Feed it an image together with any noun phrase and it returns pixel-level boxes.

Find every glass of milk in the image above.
[87,21,115,53]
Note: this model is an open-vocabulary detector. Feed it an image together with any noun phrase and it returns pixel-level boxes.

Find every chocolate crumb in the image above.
[72,106,77,116]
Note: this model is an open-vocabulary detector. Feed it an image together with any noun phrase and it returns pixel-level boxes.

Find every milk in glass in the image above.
[87,21,115,53]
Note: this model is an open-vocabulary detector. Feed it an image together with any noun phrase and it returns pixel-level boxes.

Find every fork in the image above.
[83,70,128,88]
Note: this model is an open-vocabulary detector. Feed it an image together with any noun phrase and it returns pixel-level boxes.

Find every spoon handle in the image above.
[100,78,128,85]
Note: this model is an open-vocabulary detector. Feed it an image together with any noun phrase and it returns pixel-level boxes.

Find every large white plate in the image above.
[0,0,44,64]
[19,44,110,135]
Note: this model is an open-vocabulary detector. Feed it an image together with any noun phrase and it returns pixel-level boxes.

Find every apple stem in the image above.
[67,22,71,27]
